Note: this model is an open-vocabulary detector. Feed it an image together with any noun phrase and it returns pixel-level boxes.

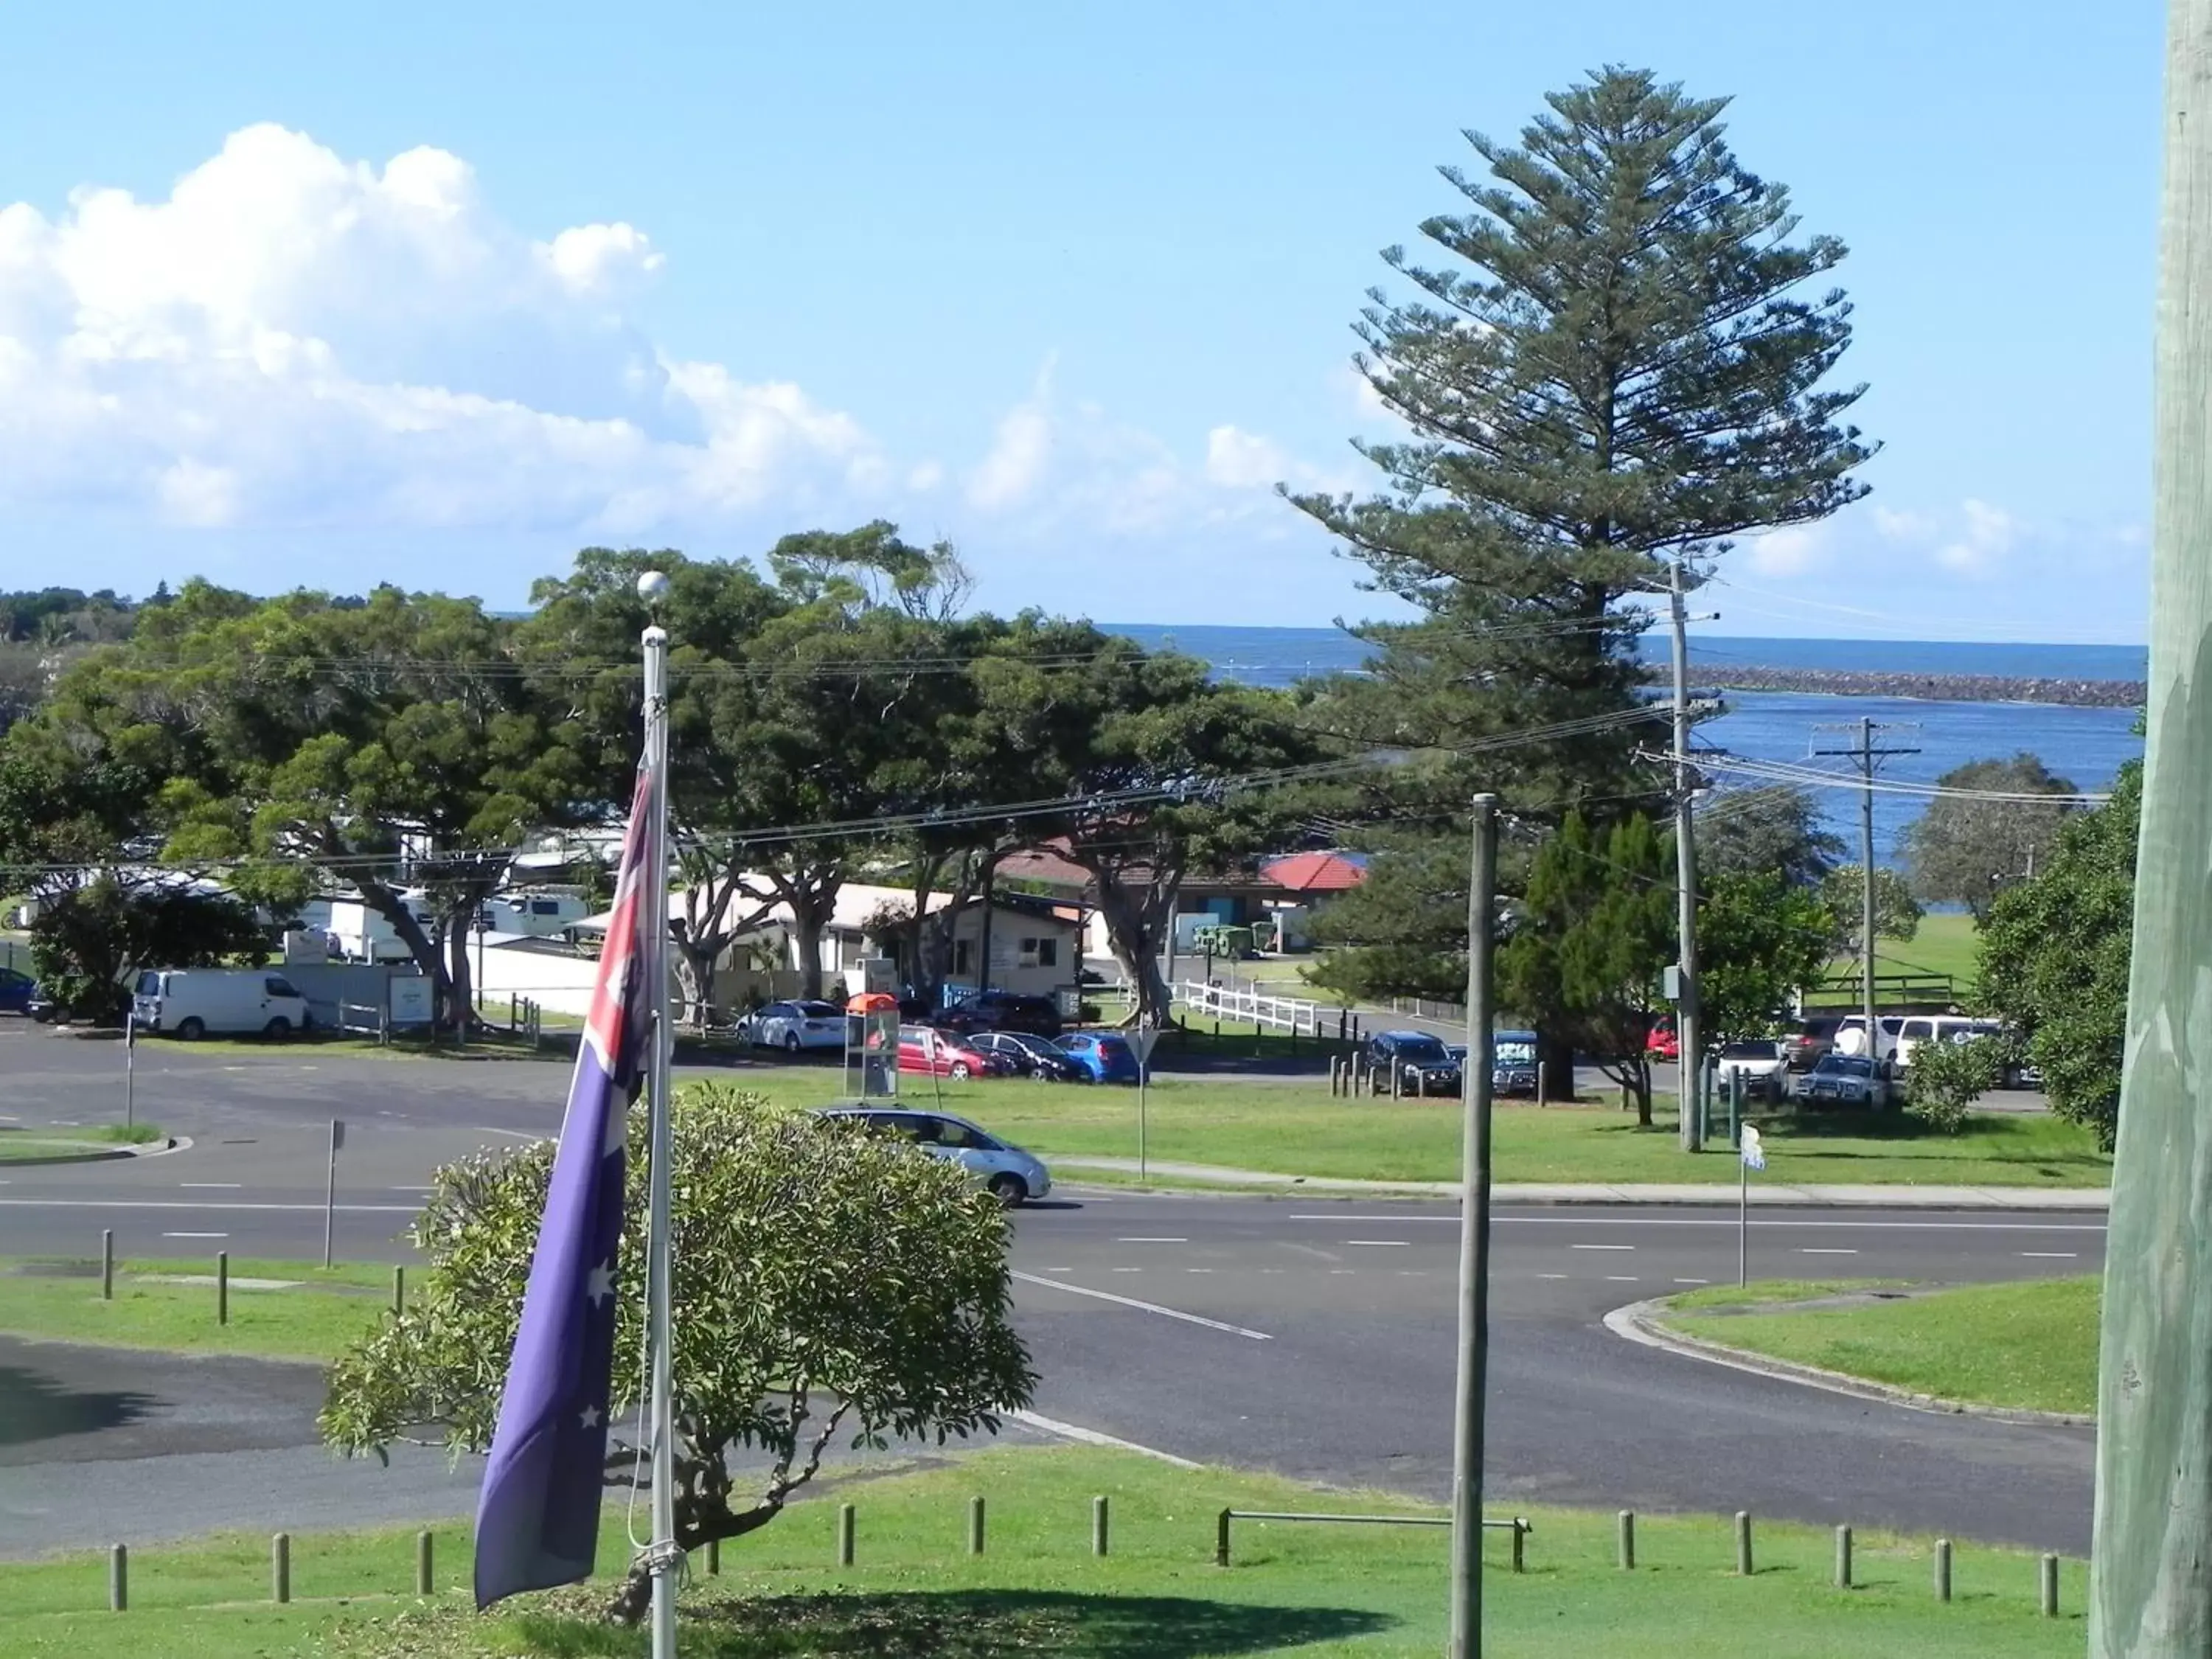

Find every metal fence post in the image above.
[109,1544,127,1613]
[101,1229,114,1301]
[1510,1518,1526,1574]
[217,1251,229,1326]
[1617,1510,1635,1570]
[392,1266,406,1315]
[272,1533,291,1603]
[1735,1512,1754,1576]
[1934,1539,1952,1603]
[1093,1495,1110,1557]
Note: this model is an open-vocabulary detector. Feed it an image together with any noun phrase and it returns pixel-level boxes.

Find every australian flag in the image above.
[474,764,658,1607]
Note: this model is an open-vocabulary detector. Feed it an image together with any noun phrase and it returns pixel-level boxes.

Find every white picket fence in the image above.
[1174,978,1331,1037]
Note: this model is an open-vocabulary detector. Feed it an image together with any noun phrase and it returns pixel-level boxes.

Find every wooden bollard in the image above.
[101,1229,114,1301]
[1834,1525,1851,1590]
[392,1266,406,1315]
[705,1535,719,1576]
[838,1503,855,1567]
[969,1496,985,1557]
[417,1529,434,1594]
[2040,1553,2059,1617]
[1216,1507,1233,1568]
[272,1533,291,1604]
[217,1251,229,1326]
[1093,1495,1110,1557]
[1934,1538,1952,1603]
[109,1544,127,1613]
[1510,1517,1527,1574]
[1735,1511,1753,1576]
[1617,1509,1635,1570]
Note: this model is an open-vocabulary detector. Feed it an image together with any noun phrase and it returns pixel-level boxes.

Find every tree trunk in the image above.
[1093,868,1177,1026]
[672,942,715,1029]
[445,908,474,1033]
[352,872,449,1011]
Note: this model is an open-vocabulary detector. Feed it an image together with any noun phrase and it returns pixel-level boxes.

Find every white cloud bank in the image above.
[0,125,1329,559]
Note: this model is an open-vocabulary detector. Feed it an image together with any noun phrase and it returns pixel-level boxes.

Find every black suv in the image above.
[1363,1031,1461,1096]
[938,992,1064,1040]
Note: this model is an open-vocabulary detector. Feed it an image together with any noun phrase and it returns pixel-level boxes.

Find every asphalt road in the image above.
[0,1020,2100,1557]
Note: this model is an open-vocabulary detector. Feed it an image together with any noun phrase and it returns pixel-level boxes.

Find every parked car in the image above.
[896,1025,999,1079]
[1795,1052,1888,1107]
[1891,1014,1979,1073]
[1714,1039,1789,1103]
[1055,1032,1141,1084]
[24,980,58,1023]
[133,968,313,1040]
[969,1029,1084,1081]
[937,992,1064,1040]
[1645,1019,1679,1062]
[821,1106,1052,1206]
[0,967,34,1015]
[1364,1030,1461,1096]
[1831,1015,1905,1065]
[748,999,849,1053]
[1444,1031,1538,1097]
[1780,1017,1842,1072]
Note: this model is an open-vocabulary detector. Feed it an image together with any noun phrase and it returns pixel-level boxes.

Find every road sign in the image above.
[1127,1023,1162,1067]
[1739,1124,1766,1172]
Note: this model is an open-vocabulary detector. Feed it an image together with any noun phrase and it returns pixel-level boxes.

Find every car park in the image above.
[24,981,58,1023]
[1055,1032,1141,1084]
[1892,1014,1979,1072]
[1795,1052,1888,1107]
[821,1107,1052,1206]
[1831,1015,1905,1065]
[1364,1030,1461,1096]
[969,1029,1083,1080]
[748,999,849,1053]
[1645,1019,1679,1062]
[1714,1039,1789,1102]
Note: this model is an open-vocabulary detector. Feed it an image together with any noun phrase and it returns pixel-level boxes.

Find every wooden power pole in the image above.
[2091,4,2212,1650]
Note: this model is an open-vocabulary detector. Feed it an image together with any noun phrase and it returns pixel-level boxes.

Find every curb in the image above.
[0,1133,189,1169]
[1604,1295,2093,1428]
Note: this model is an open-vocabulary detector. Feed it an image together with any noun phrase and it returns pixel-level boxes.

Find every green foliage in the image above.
[1900,753,2080,920]
[1976,759,2139,1149]
[1697,870,1833,1043]
[1904,1033,2001,1134]
[1500,813,1672,1121]
[321,1085,1033,1615]
[1820,864,1921,951]
[1698,787,1845,890]
[1287,66,1871,1004]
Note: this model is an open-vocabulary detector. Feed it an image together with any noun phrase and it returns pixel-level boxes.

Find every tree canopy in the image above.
[1698,786,1845,890]
[1286,65,1874,1011]
[1900,753,2080,920]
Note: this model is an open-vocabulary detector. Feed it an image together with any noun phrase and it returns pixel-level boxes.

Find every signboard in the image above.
[1127,1022,1162,1068]
[387,977,434,1027]
[860,956,897,997]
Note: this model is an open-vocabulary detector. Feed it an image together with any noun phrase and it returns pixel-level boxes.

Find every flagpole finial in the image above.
[636,569,671,604]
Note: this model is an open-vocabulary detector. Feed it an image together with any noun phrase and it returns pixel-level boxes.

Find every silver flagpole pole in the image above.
[641,600,678,1657]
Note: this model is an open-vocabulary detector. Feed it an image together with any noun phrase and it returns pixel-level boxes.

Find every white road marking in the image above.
[1606,1276,1639,1283]
[178,1183,242,1189]
[1799,1248,1859,1255]
[1118,1237,1187,1244]
[1537,1273,1568,1280]
[2021,1251,2079,1259]
[161,1231,228,1239]
[1112,1267,1142,1273]
[1186,1267,1213,1273]
[1344,1239,1411,1248]
[1330,1269,1355,1275]
[1278,1241,1343,1265]
[1571,1244,1635,1251]
[1040,1267,1073,1274]
[1289,1215,2109,1233]
[1008,1409,1200,1470]
[1010,1270,1270,1341]
[470,1127,546,1143]
[1674,1278,1711,1285]
[0,1199,417,1213]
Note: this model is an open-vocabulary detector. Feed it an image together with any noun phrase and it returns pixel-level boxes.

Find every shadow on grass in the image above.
[481,1589,1395,1658]
[1750,1106,2108,1172]
[0,1360,156,1447]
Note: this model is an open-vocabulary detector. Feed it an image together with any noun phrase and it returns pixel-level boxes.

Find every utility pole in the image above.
[2091,4,2212,1649]
[1669,559,1703,1151]
[1812,720,1919,1068]
[1448,794,1498,1659]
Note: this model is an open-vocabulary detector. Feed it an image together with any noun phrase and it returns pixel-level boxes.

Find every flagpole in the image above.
[641,608,678,1658]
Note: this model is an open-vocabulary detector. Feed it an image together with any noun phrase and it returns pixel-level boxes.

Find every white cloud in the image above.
[968,399,1054,509]
[1871,506,1936,541]
[1935,498,2020,573]
[538,222,664,294]
[1744,524,1829,577]
[156,458,240,526]
[1203,425,1288,490]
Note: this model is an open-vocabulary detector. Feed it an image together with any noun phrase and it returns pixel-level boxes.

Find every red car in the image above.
[896,1026,997,1080]
[1645,1020,1679,1062]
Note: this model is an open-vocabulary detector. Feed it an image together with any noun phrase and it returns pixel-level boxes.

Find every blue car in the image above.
[1055,1032,1141,1084]
[0,968,34,1015]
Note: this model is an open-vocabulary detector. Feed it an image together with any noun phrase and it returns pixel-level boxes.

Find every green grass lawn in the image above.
[0,1258,399,1361]
[0,1444,2088,1658]
[1810,912,1981,1005]
[714,1068,2110,1188]
[0,1122,162,1161]
[1666,1277,2099,1416]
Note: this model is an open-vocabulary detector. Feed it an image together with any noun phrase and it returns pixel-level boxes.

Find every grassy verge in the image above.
[0,1258,398,1361]
[1663,1277,2099,1416]
[0,1122,163,1161]
[707,1069,2110,1188]
[0,1444,2087,1658]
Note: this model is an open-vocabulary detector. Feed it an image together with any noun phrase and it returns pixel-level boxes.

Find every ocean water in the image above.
[1104,622,2145,866]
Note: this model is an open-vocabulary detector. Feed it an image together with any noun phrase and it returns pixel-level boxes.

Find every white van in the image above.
[133,969,313,1040]
[1893,1014,1978,1071]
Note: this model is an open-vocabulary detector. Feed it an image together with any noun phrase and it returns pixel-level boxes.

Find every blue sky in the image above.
[0,1,2163,641]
